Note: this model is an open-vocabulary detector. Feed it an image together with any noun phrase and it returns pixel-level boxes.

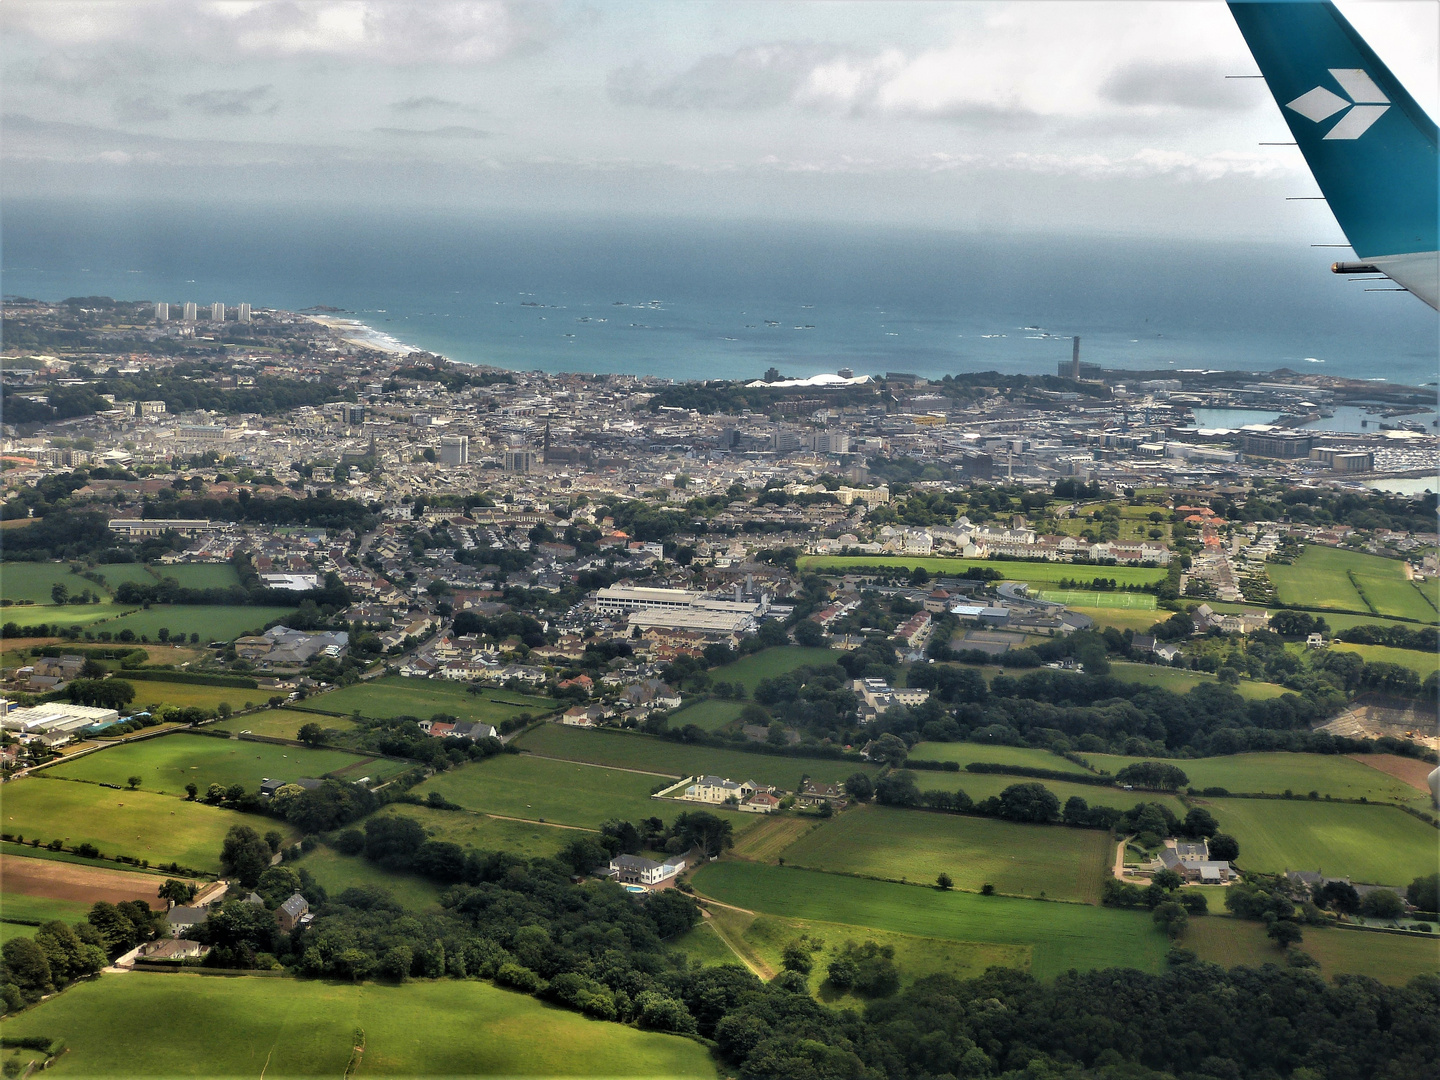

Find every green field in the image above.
[1083,751,1427,806]
[798,555,1167,589]
[1205,798,1438,885]
[213,710,359,740]
[0,778,288,872]
[372,804,575,860]
[1070,605,1173,633]
[1269,546,1438,621]
[1185,915,1439,986]
[777,806,1113,903]
[414,754,679,829]
[0,972,718,1078]
[94,605,298,643]
[1039,590,1156,609]
[514,724,876,789]
[0,893,95,929]
[692,862,1169,978]
[668,698,746,732]
[4,603,137,629]
[1106,661,1290,700]
[310,677,555,726]
[707,646,838,692]
[0,841,180,875]
[124,679,268,713]
[900,769,1187,818]
[0,563,101,604]
[294,845,448,912]
[1330,641,1440,677]
[907,742,1092,774]
[149,563,241,589]
[43,732,406,795]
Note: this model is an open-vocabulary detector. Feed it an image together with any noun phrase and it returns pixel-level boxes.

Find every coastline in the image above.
[303,315,421,356]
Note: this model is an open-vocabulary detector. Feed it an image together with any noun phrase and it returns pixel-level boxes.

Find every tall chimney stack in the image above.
[1071,336,1081,380]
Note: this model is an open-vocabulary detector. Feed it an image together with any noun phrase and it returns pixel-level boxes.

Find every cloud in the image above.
[391,96,476,113]
[2,1,549,66]
[1100,61,1255,111]
[181,85,278,117]
[373,125,492,139]
[609,43,839,110]
[113,95,172,123]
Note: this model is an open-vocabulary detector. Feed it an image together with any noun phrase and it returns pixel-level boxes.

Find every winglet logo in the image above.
[1286,68,1390,140]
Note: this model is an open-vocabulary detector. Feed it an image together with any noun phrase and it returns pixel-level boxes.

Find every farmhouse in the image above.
[276,892,311,932]
[606,853,686,887]
[1158,839,1233,883]
[166,905,209,938]
[682,775,756,804]
[140,938,208,961]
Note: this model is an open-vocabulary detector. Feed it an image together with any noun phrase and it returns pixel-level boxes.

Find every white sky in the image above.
[3,1,1436,238]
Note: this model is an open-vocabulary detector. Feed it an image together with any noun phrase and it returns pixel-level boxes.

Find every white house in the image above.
[609,853,686,886]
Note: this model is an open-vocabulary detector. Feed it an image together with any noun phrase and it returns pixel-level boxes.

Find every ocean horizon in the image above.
[4,199,1437,389]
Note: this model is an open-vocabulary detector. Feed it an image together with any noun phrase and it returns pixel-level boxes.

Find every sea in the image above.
[4,199,1438,390]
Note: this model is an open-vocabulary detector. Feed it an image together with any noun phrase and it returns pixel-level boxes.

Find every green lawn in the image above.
[0,841,179,875]
[310,677,555,726]
[707,646,839,693]
[0,972,718,1078]
[776,806,1113,903]
[42,732,406,795]
[123,679,268,713]
[0,778,288,872]
[1038,590,1156,610]
[1269,546,1438,621]
[668,698,747,732]
[514,724,876,789]
[692,861,1169,978]
[1083,751,1426,805]
[148,563,241,589]
[1067,606,1168,633]
[1185,914,1439,986]
[907,742,1092,774]
[413,754,682,829]
[0,893,96,928]
[797,555,1167,589]
[900,769,1187,818]
[294,845,447,912]
[4,603,137,629]
[1106,660,1290,700]
[0,563,102,604]
[1204,797,1439,885]
[370,804,576,860]
[94,605,298,643]
[1330,641,1440,677]
[212,711,359,740]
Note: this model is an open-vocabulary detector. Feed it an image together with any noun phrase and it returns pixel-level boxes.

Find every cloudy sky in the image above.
[3,1,1436,238]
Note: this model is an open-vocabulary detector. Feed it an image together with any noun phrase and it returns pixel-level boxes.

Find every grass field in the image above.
[698,905,1032,1002]
[1083,751,1428,806]
[692,861,1169,978]
[707,646,838,692]
[5,603,137,629]
[0,778,288,872]
[1269,546,1438,621]
[122,679,268,713]
[2,564,96,604]
[1067,605,1169,633]
[1185,915,1439,986]
[0,972,718,1078]
[148,563,241,589]
[900,769,1187,818]
[43,732,407,795]
[310,677,555,726]
[1039,590,1156,609]
[729,815,824,861]
[0,841,179,875]
[372,804,575,860]
[906,742,1092,774]
[212,711,359,740]
[798,555,1167,589]
[414,753,687,830]
[94,605,297,643]
[1330,641,1440,677]
[514,724,877,789]
[1106,661,1290,700]
[0,892,95,928]
[668,698,747,732]
[294,845,447,912]
[1204,798,1438,885]
[776,806,1113,903]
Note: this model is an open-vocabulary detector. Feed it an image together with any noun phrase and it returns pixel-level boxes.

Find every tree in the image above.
[1359,889,1405,920]
[996,782,1060,823]
[126,775,142,790]
[1407,873,1438,912]
[874,771,920,808]
[255,866,303,909]
[184,782,198,801]
[1315,880,1360,914]
[157,879,195,906]
[869,733,909,767]
[1182,807,1219,838]
[781,940,813,974]
[217,702,233,719]
[936,872,954,891]
[1208,834,1240,861]
[674,810,734,858]
[1115,761,1190,791]
[263,830,284,854]
[843,773,874,802]
[364,815,427,870]
[1266,919,1303,948]
[50,582,69,605]
[0,938,52,1002]
[221,824,273,888]
[297,722,325,747]
[792,619,826,647]
[1152,901,1189,939]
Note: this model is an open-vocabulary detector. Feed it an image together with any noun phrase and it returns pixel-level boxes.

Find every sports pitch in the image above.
[797,555,1167,589]
[1039,590,1156,609]
[0,972,718,1078]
